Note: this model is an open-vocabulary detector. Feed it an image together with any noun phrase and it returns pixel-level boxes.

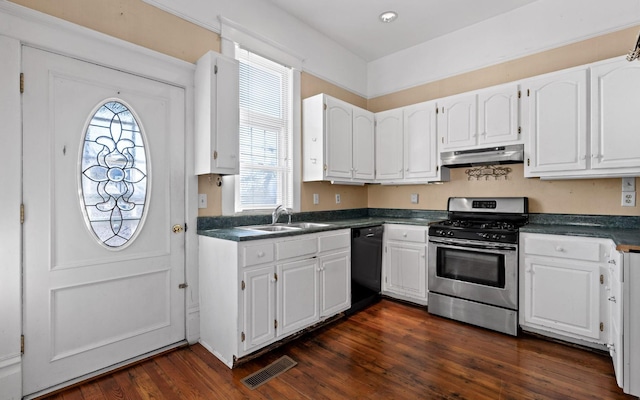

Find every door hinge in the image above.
[213,150,218,160]
[241,332,245,342]
[518,90,521,98]
[436,107,439,114]
[527,158,530,167]
[20,73,24,94]
[21,335,24,354]
[214,64,218,74]
[274,273,278,282]
[184,223,188,232]
[20,204,24,224]
[241,280,245,290]
[323,103,327,110]
[600,322,604,332]
[527,89,530,97]
[178,283,188,289]
[274,320,278,330]
[600,274,604,284]
[518,126,522,134]
[436,165,439,172]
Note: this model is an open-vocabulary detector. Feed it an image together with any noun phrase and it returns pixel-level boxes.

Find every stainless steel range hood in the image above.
[441,144,524,168]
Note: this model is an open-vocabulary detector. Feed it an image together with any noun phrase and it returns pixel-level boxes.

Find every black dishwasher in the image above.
[347,225,383,315]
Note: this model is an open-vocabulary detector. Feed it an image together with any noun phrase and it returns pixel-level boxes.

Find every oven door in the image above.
[428,237,518,310]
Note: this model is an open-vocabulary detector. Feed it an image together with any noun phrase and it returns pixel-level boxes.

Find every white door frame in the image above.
[0,3,199,399]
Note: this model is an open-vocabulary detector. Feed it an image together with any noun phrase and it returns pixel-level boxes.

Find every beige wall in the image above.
[12,0,640,216]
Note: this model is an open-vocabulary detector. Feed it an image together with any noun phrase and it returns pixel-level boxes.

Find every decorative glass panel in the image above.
[80,101,148,248]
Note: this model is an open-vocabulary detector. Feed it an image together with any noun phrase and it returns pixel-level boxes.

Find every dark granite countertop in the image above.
[197,216,442,242]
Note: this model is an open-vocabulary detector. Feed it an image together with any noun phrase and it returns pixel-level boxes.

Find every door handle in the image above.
[172,224,184,233]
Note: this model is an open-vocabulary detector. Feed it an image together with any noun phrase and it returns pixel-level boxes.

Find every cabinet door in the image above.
[277,259,319,337]
[438,92,477,150]
[242,266,276,351]
[195,52,239,175]
[590,58,640,171]
[385,242,426,299]
[352,107,375,181]
[375,109,403,181]
[404,101,438,180]
[608,249,623,387]
[325,96,353,179]
[522,256,600,340]
[319,251,351,317]
[478,83,520,145]
[523,68,588,175]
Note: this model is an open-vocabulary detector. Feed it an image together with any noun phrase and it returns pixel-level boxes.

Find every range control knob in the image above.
[447,231,454,237]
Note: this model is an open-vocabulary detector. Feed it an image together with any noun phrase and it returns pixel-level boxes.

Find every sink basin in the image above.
[236,222,330,232]
[238,224,301,232]
[287,222,330,229]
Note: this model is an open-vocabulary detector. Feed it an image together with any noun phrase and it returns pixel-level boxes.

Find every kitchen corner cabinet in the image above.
[382,224,428,305]
[199,229,350,368]
[194,51,240,175]
[375,101,448,184]
[375,108,403,181]
[302,94,374,183]
[519,233,615,345]
[521,67,588,177]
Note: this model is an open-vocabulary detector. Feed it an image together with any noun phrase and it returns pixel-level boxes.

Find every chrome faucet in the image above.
[272,205,291,225]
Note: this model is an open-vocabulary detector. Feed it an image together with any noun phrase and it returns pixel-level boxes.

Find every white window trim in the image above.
[220,17,302,215]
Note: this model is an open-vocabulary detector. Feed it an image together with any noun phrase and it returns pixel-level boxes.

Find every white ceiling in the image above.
[266,0,538,62]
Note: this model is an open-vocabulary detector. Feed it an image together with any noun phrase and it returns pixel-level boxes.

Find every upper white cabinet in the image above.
[590,57,640,173]
[303,94,374,183]
[521,67,589,177]
[375,101,449,184]
[477,83,520,145]
[375,108,403,181]
[437,92,477,150]
[195,51,240,175]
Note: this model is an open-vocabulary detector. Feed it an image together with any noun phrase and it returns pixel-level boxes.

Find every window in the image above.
[235,47,293,212]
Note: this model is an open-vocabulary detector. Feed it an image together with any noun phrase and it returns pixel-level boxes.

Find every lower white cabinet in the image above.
[382,224,428,305]
[199,229,350,368]
[519,233,614,344]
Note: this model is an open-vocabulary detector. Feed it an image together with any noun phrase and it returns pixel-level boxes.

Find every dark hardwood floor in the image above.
[42,299,633,399]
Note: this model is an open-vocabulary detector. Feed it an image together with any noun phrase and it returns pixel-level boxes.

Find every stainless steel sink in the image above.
[236,222,330,232]
[287,222,330,229]
[237,224,301,232]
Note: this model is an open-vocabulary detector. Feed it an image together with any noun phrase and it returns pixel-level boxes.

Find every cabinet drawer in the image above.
[385,225,426,243]
[523,236,603,262]
[277,236,318,260]
[319,231,350,253]
[242,243,275,267]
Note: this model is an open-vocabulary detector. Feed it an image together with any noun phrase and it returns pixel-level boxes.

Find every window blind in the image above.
[236,47,293,211]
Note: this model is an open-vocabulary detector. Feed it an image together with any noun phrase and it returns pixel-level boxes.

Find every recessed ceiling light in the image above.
[379,11,398,23]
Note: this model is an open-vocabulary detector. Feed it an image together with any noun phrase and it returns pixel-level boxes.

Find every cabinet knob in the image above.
[312,137,317,142]
[402,233,407,237]
[310,158,317,164]
[257,251,265,257]
[555,246,564,252]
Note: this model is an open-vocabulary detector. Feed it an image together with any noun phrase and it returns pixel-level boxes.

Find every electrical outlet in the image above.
[335,194,341,204]
[198,193,208,209]
[622,177,636,192]
[410,193,419,204]
[622,192,636,207]
[313,193,319,205]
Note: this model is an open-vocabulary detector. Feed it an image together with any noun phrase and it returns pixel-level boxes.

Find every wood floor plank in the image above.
[40,299,633,400]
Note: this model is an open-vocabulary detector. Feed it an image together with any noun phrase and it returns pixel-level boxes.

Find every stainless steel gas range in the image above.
[427,197,528,336]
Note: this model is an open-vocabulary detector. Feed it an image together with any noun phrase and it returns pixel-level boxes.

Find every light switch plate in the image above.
[335,194,341,204]
[622,192,636,207]
[622,177,636,192]
[410,193,419,204]
[313,193,319,205]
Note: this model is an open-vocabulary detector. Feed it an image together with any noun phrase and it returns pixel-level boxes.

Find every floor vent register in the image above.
[241,355,297,390]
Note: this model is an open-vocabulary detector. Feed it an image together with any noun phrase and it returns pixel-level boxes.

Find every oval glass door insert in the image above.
[80,100,149,248]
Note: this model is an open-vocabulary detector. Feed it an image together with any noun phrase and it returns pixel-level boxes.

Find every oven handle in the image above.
[428,237,517,251]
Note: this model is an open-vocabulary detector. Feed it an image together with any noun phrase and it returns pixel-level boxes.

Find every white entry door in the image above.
[22,47,186,395]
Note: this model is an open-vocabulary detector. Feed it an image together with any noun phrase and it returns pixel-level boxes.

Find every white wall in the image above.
[368,0,640,97]
[143,0,369,97]
[0,34,22,400]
